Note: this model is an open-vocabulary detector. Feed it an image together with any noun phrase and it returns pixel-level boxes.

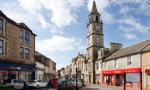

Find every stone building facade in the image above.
[71,53,87,82]
[35,51,56,82]
[0,10,36,82]
[86,1,103,84]
[141,43,150,90]
[99,40,150,90]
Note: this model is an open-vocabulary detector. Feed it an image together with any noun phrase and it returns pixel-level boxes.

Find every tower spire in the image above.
[91,0,98,13]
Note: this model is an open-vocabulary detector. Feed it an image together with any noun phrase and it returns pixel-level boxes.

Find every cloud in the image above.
[17,0,85,28]
[37,14,50,29]
[119,16,150,33]
[123,33,137,40]
[87,0,150,40]
[87,0,115,24]
[36,35,82,54]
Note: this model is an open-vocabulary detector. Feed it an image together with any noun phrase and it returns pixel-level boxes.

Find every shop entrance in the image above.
[116,74,121,86]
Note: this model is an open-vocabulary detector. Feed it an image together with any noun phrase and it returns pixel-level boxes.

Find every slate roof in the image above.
[104,40,150,61]
[91,1,98,13]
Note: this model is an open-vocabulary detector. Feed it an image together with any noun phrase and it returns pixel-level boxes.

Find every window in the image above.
[96,62,99,70]
[20,47,30,59]
[53,63,56,70]
[0,40,4,54]
[106,62,108,70]
[127,56,132,67]
[96,15,99,22]
[24,31,30,44]
[20,47,24,59]
[25,48,29,59]
[114,60,118,68]
[0,18,3,33]
[20,30,23,39]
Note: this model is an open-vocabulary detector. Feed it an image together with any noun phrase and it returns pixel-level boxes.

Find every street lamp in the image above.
[17,67,21,80]
[76,67,78,90]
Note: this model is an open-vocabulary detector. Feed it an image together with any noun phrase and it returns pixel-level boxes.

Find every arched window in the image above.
[96,15,99,22]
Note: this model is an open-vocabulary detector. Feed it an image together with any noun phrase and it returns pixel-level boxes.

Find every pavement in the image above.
[26,84,140,90]
[79,84,140,90]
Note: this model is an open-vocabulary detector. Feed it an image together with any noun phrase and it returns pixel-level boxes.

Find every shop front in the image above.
[0,61,35,83]
[102,68,141,88]
[145,69,150,90]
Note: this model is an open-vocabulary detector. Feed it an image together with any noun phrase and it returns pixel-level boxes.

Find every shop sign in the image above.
[102,68,141,75]
[113,70,124,74]
[125,68,141,73]
[126,73,140,83]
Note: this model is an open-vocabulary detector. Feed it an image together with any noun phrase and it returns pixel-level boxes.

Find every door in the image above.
[116,74,121,86]
[89,74,91,83]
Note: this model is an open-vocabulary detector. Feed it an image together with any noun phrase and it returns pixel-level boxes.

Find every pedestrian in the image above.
[47,79,53,88]
[23,81,27,90]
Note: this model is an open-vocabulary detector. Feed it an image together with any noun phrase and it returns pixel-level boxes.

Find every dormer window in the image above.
[0,18,3,33]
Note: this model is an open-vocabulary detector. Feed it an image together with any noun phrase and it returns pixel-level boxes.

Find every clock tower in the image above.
[87,0,103,84]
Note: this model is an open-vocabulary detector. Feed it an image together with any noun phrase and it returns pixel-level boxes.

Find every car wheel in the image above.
[36,85,39,88]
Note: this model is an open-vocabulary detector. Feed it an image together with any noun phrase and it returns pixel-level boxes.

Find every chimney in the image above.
[110,42,122,52]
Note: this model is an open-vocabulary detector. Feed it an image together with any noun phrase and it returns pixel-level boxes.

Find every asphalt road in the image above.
[27,87,52,90]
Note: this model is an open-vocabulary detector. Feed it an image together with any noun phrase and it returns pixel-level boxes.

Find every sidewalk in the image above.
[87,84,140,90]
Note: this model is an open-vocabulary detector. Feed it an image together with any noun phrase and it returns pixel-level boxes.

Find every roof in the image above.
[18,23,36,36]
[91,1,98,14]
[104,40,150,61]
[0,10,36,36]
[71,53,86,62]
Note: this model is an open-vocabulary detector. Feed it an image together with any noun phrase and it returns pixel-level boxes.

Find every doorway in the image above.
[89,74,91,83]
[116,74,121,86]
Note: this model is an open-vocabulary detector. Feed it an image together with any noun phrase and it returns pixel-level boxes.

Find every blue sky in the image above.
[0,0,150,69]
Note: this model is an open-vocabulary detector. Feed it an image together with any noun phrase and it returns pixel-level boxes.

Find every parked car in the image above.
[27,80,47,88]
[58,79,75,90]
[9,79,24,90]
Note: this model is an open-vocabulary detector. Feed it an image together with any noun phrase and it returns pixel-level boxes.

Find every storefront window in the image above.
[147,74,150,86]
[0,71,3,83]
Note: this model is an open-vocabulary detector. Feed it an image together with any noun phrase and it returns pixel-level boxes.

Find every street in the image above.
[27,87,51,90]
[25,85,140,90]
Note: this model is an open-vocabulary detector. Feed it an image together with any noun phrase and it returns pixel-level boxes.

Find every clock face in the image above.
[95,25,100,32]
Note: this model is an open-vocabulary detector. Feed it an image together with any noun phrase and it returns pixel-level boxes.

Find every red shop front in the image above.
[101,68,141,88]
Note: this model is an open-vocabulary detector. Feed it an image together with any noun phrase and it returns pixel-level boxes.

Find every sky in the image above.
[0,0,150,69]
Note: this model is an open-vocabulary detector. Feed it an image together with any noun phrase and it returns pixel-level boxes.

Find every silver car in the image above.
[10,79,24,90]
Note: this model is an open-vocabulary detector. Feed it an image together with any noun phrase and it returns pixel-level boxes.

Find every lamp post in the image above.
[123,73,126,90]
[17,67,21,80]
[76,67,78,90]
